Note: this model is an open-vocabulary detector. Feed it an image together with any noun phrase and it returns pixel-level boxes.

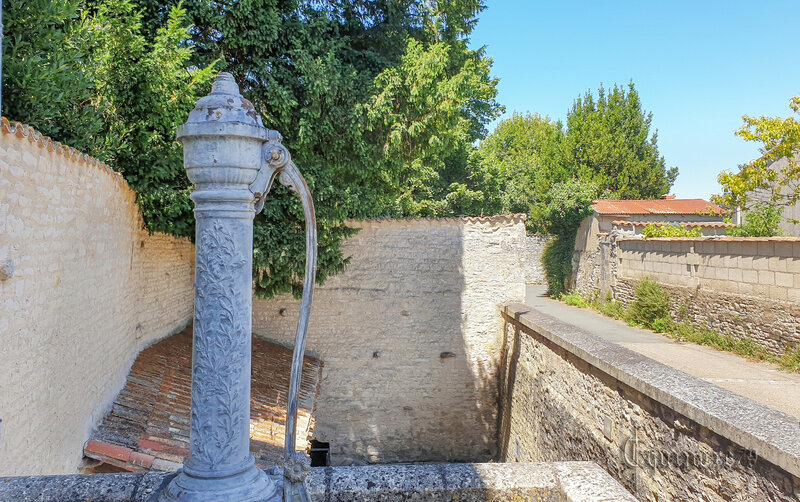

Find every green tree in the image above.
[90,0,217,238]
[714,95,800,213]
[564,82,677,198]
[468,113,565,226]
[365,38,502,217]
[5,0,501,298]
[135,0,501,296]
[2,0,101,152]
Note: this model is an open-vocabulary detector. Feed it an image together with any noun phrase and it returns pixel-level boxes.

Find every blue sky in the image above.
[469,0,800,200]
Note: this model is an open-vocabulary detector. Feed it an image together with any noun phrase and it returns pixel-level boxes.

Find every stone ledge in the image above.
[502,303,800,479]
[0,462,635,501]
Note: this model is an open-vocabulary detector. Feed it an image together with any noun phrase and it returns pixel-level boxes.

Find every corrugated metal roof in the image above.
[85,327,322,472]
[611,220,734,228]
[593,199,727,216]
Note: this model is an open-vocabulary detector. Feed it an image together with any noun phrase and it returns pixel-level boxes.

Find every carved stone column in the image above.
[159,73,280,501]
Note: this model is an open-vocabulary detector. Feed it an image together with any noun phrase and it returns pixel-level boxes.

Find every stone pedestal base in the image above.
[158,465,280,502]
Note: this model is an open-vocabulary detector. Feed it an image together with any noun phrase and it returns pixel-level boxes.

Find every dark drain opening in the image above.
[309,439,330,467]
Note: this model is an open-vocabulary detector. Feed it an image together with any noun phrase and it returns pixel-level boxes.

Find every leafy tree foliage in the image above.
[2,0,101,152]
[90,0,217,238]
[3,0,501,298]
[151,0,501,296]
[538,179,599,296]
[726,203,783,237]
[714,95,800,213]
[564,82,677,199]
[468,113,566,223]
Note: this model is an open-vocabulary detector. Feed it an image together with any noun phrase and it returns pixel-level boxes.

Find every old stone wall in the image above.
[574,236,800,354]
[0,120,194,476]
[253,216,527,465]
[524,234,552,284]
[499,305,800,501]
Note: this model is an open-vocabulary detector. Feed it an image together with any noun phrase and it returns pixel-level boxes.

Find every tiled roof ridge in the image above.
[1,117,130,190]
[346,213,527,225]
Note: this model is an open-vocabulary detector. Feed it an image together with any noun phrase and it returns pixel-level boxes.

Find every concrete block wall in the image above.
[500,305,800,502]
[575,236,800,354]
[253,215,527,465]
[0,120,194,475]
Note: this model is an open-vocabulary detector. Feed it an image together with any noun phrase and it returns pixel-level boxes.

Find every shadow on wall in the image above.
[252,216,526,465]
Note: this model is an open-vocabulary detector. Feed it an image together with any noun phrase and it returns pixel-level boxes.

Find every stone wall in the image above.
[253,216,527,465]
[0,120,194,476]
[574,236,800,354]
[499,304,800,501]
[524,234,552,284]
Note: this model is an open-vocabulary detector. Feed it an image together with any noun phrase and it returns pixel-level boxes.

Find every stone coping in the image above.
[617,236,800,242]
[1,117,128,188]
[345,214,527,225]
[0,461,635,501]
[502,303,800,479]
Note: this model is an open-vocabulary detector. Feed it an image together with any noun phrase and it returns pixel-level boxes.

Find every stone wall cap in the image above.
[502,302,800,478]
[1,117,130,190]
[346,213,527,226]
[618,236,800,242]
[0,461,636,501]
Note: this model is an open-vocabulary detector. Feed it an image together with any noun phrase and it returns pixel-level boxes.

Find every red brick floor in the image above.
[85,326,322,471]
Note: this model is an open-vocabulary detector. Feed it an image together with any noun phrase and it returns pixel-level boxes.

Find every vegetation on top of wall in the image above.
[726,203,784,237]
[560,284,800,373]
[640,224,702,239]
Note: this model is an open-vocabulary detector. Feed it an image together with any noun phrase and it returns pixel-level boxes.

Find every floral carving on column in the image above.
[190,222,249,469]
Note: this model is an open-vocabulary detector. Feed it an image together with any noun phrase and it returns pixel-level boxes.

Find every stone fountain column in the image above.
[159,73,280,501]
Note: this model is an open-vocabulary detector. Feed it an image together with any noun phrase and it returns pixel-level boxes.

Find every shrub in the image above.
[651,316,673,333]
[780,346,800,372]
[628,279,671,330]
[641,223,702,238]
[561,291,588,308]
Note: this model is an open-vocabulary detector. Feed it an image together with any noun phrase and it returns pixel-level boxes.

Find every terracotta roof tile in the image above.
[593,199,727,216]
[85,327,322,471]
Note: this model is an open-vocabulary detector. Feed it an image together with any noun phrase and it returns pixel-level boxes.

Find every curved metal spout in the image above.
[277,162,317,502]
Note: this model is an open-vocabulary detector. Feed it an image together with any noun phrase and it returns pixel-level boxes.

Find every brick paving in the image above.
[85,326,322,471]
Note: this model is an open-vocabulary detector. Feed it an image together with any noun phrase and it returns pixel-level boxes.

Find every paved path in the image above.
[525,285,800,420]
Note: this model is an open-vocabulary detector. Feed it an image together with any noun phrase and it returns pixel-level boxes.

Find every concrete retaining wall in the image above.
[500,304,800,501]
[0,120,195,475]
[253,216,527,465]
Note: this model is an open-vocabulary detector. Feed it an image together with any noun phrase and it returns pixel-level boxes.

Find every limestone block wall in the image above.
[499,305,800,501]
[253,215,527,465]
[524,234,552,284]
[0,120,194,476]
[575,236,800,354]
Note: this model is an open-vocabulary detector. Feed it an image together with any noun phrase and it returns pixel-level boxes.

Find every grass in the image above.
[559,289,800,374]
